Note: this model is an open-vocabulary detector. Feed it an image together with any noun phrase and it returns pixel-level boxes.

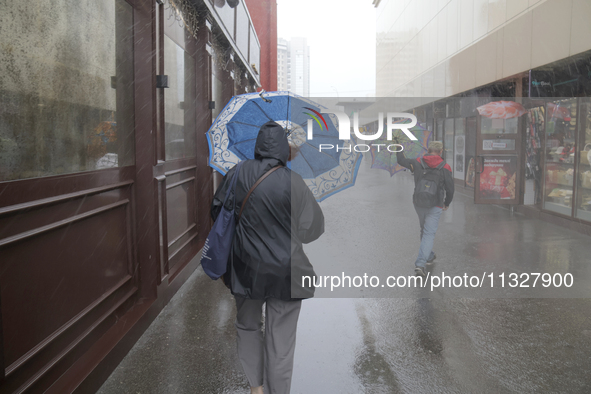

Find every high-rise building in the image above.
[278,38,289,92]
[277,37,310,96]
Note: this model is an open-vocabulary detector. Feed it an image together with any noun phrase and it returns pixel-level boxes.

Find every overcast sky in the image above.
[277,0,376,97]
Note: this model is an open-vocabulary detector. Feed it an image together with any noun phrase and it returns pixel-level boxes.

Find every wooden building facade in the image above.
[0,0,261,392]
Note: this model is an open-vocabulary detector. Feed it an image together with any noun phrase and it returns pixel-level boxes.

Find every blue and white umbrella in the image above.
[206,91,362,201]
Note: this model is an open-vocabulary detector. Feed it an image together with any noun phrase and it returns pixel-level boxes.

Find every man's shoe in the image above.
[427,253,436,263]
[415,266,427,277]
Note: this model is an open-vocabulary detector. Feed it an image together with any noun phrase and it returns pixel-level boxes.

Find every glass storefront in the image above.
[163,35,197,161]
[435,119,444,141]
[481,116,519,135]
[162,6,197,162]
[524,106,544,205]
[454,118,465,181]
[543,98,578,216]
[576,99,591,221]
[465,117,477,188]
[444,118,454,176]
[0,0,135,181]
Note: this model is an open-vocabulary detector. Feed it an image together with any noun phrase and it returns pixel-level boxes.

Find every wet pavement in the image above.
[98,155,591,393]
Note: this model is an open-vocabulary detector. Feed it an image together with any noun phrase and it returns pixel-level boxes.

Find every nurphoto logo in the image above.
[304,111,419,153]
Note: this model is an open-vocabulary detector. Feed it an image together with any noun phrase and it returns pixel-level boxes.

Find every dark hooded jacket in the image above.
[211,121,324,300]
[396,151,454,208]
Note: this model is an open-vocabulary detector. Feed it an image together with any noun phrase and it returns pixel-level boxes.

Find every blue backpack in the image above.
[201,162,282,280]
[201,161,245,279]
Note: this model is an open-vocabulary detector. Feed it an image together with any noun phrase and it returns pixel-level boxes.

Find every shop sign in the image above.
[478,156,517,200]
[483,139,515,150]
[531,53,591,97]
[531,80,551,88]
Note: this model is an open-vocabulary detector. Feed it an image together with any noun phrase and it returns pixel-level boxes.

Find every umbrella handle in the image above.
[259,89,272,103]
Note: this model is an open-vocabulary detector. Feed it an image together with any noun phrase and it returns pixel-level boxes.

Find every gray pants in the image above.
[235,297,302,394]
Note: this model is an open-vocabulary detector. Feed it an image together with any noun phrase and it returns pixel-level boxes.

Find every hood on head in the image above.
[254,121,289,164]
[422,154,444,168]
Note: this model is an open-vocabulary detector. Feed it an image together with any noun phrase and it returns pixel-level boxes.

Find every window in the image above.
[163,35,196,161]
[444,118,454,177]
[576,98,591,221]
[543,98,578,215]
[0,0,134,181]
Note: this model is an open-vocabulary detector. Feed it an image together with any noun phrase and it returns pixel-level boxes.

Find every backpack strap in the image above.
[223,161,245,206]
[238,165,284,220]
[419,158,427,170]
[419,157,446,170]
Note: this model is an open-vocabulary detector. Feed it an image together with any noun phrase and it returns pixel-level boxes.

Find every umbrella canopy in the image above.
[206,91,362,201]
[370,123,431,176]
[476,101,527,119]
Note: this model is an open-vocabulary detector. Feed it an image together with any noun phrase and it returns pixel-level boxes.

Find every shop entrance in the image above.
[474,104,523,204]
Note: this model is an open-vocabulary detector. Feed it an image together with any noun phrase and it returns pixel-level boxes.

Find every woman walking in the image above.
[211,121,324,394]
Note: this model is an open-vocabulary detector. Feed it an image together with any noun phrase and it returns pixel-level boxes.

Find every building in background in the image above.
[0,0,261,392]
[278,38,289,92]
[373,0,591,232]
[277,37,310,96]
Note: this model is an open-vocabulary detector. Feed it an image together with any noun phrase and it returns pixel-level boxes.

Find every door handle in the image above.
[476,156,485,174]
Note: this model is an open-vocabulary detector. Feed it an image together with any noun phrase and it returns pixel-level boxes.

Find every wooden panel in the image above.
[0,167,135,209]
[0,203,133,371]
[165,168,197,269]
[0,188,131,242]
[1,284,137,394]
[167,236,200,281]
[0,180,137,393]
[0,181,133,216]
[155,175,169,283]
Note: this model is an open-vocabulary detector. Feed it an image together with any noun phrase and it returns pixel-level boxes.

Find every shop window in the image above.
[163,35,196,161]
[444,118,454,177]
[235,3,249,60]
[465,117,477,188]
[454,118,465,181]
[576,99,591,221]
[214,0,235,38]
[211,49,224,120]
[212,74,224,120]
[543,98,578,216]
[249,26,260,76]
[435,119,444,141]
[524,107,544,205]
[481,117,518,134]
[480,115,517,153]
[0,0,134,181]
